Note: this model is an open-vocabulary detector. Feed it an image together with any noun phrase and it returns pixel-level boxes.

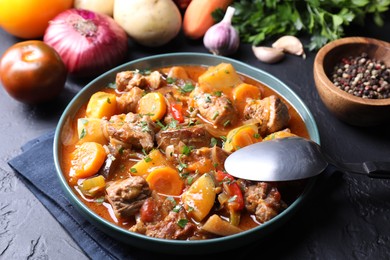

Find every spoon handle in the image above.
[337,161,390,178]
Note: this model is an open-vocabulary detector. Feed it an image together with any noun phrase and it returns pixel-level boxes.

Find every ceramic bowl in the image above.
[313,37,390,126]
[53,53,320,254]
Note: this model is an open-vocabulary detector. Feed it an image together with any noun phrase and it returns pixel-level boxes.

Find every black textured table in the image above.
[1,15,390,259]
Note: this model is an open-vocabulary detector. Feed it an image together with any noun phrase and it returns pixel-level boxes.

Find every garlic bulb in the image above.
[203,6,239,56]
[252,46,285,64]
[272,35,306,58]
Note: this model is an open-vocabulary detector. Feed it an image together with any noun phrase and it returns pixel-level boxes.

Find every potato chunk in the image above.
[181,173,216,222]
[198,63,242,95]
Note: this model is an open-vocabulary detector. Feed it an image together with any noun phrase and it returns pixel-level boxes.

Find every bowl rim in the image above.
[314,36,390,106]
[53,52,320,254]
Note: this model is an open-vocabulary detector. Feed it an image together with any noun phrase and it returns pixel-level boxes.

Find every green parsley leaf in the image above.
[177,219,188,228]
[79,128,86,139]
[181,83,195,93]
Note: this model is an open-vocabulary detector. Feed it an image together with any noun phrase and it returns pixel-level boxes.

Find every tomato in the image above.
[0,40,67,104]
[0,0,73,39]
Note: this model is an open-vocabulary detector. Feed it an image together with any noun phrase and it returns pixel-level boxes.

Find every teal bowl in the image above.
[53,53,320,254]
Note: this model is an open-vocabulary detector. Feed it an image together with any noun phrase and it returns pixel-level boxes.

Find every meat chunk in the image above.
[244,95,290,135]
[145,210,197,239]
[104,112,156,152]
[115,70,163,92]
[146,71,163,90]
[130,192,197,239]
[116,71,146,92]
[156,125,213,152]
[106,176,151,219]
[116,86,144,113]
[244,182,287,223]
[194,90,238,127]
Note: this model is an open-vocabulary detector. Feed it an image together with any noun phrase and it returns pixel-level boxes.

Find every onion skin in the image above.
[44,9,128,78]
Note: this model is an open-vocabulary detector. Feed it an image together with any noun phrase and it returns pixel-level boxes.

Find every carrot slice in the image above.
[232,83,262,114]
[70,142,106,179]
[137,92,167,121]
[145,166,184,196]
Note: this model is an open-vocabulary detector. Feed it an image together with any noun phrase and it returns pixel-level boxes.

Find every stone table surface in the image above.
[1,14,390,260]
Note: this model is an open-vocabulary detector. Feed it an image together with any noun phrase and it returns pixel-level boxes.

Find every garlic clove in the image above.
[252,46,285,64]
[272,35,305,58]
[203,6,240,56]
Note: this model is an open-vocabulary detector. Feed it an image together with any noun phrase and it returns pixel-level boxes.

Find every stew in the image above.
[60,63,309,240]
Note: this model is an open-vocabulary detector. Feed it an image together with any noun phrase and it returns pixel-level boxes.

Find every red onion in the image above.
[44,9,128,78]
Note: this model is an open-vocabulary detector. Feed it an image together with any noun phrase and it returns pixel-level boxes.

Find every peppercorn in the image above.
[331,52,390,99]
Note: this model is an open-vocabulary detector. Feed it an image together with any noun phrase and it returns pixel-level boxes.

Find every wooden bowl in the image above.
[313,37,390,126]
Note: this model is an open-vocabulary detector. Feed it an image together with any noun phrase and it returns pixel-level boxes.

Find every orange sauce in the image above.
[60,65,309,234]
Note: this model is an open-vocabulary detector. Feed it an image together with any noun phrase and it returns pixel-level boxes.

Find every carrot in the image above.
[70,142,106,179]
[86,91,117,119]
[182,0,233,39]
[137,92,167,121]
[232,83,262,114]
[145,166,184,196]
[223,124,262,152]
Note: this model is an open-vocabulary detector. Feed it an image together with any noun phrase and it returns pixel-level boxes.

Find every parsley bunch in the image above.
[228,0,390,51]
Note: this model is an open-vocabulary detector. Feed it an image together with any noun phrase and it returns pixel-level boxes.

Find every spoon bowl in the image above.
[224,137,390,181]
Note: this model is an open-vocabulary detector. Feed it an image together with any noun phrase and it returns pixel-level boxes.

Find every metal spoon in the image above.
[224,136,390,182]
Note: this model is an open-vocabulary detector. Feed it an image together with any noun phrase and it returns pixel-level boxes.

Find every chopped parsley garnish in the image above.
[79,128,86,139]
[167,77,176,84]
[181,145,193,156]
[130,167,137,173]
[213,91,222,97]
[156,120,165,129]
[142,149,152,162]
[181,83,195,93]
[177,219,188,228]
[138,120,150,132]
[172,204,182,213]
[177,160,187,172]
[212,111,219,120]
[210,137,218,147]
